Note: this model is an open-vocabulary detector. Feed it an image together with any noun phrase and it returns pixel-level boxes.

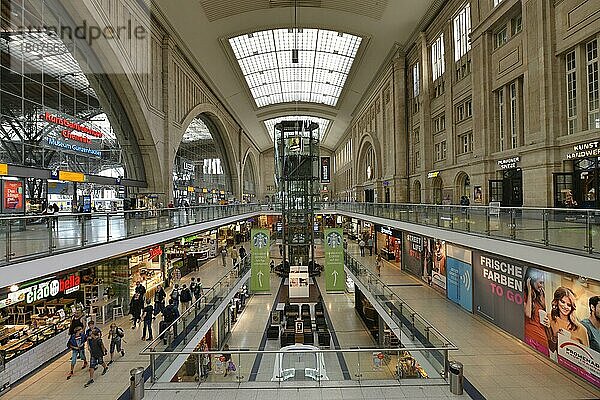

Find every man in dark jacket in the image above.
[180,284,193,311]
[154,285,166,316]
[161,299,180,343]
[129,293,143,329]
[85,328,108,386]
[141,299,154,341]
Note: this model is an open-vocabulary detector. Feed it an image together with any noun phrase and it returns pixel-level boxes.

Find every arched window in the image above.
[432,177,443,205]
[456,172,471,202]
[364,145,375,182]
[413,180,422,203]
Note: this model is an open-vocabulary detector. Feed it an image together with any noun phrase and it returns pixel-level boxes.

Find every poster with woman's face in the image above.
[523,267,600,388]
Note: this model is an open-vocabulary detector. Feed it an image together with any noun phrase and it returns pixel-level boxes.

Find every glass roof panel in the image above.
[264,115,331,141]
[183,118,213,142]
[229,28,362,107]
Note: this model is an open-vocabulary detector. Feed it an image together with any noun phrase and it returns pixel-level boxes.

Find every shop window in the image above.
[553,173,573,207]
[489,180,503,203]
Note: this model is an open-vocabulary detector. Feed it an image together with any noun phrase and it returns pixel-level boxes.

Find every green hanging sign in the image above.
[324,228,345,291]
[250,228,270,292]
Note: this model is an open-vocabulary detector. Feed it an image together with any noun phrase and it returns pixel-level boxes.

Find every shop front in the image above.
[0,271,81,389]
[375,225,402,265]
[489,157,523,207]
[554,141,600,208]
[164,231,218,278]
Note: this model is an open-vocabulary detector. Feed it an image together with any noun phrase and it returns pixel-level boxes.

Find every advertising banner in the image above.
[558,333,600,387]
[447,258,473,312]
[250,229,270,292]
[1,180,24,213]
[472,251,525,339]
[320,157,331,183]
[402,233,424,277]
[324,228,345,291]
[423,238,447,295]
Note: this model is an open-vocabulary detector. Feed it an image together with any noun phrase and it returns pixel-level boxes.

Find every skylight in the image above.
[229,29,362,107]
[264,116,331,141]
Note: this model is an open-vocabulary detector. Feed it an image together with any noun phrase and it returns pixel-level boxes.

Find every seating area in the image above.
[277,301,331,348]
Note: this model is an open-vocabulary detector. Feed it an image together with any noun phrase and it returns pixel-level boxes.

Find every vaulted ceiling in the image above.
[154,0,438,151]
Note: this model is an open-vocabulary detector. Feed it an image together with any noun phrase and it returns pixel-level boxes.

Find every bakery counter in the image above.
[0,318,70,391]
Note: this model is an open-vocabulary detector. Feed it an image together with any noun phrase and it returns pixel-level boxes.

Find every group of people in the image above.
[67,311,126,387]
[358,236,374,257]
[220,245,247,271]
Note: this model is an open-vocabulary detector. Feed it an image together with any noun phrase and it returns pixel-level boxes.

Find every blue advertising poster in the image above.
[446,257,473,312]
[82,195,92,212]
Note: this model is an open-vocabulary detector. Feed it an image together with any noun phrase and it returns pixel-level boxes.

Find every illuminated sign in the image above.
[320,157,330,183]
[380,226,393,236]
[7,274,80,305]
[187,186,195,192]
[148,246,163,259]
[565,140,600,160]
[46,137,101,158]
[58,171,85,183]
[43,112,103,138]
[497,156,520,170]
[427,171,440,178]
[0,164,7,175]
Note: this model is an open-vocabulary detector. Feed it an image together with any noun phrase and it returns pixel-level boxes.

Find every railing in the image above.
[0,204,263,265]
[140,347,456,387]
[344,252,455,352]
[328,202,600,255]
[142,256,251,381]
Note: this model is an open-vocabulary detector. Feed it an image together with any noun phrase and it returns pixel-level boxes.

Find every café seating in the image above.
[113,298,125,320]
[301,304,310,318]
[46,306,56,316]
[36,306,46,316]
[16,306,31,324]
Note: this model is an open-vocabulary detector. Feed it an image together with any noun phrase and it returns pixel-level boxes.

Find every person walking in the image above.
[376,254,382,277]
[160,299,180,343]
[171,267,181,287]
[367,237,373,256]
[69,309,86,335]
[221,247,227,268]
[270,259,275,273]
[180,284,192,312]
[129,293,143,329]
[359,239,366,257]
[238,245,247,261]
[222,344,233,377]
[229,246,238,267]
[193,278,203,302]
[141,299,154,341]
[154,285,166,316]
[190,278,197,300]
[84,329,108,387]
[107,323,125,365]
[67,326,88,380]
[170,284,180,310]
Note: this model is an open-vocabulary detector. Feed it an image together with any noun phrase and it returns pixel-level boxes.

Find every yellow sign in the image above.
[187,186,195,192]
[202,188,208,193]
[58,171,85,182]
[0,164,7,175]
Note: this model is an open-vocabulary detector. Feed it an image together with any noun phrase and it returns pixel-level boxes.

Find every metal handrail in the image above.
[140,346,458,356]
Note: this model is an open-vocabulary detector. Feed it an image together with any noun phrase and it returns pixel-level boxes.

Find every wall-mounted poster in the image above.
[473,186,482,204]
[446,245,472,312]
[1,179,24,213]
[423,238,446,295]
[402,233,424,277]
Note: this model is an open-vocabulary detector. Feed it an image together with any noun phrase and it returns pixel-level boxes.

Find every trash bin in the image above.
[130,367,145,400]
[449,361,463,395]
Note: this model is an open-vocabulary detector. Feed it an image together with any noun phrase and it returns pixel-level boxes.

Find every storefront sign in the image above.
[250,229,270,292]
[148,246,163,259]
[565,141,600,160]
[320,157,331,183]
[183,161,195,172]
[0,164,7,176]
[380,226,393,236]
[58,171,85,183]
[6,274,80,306]
[43,112,103,138]
[2,180,24,213]
[187,186,195,192]
[379,225,401,238]
[402,233,424,277]
[427,171,440,179]
[324,228,345,291]
[497,156,520,169]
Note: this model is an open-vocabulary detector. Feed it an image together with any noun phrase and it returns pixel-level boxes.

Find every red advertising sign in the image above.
[2,180,24,213]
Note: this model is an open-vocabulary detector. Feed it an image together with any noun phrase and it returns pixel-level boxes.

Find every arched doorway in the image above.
[363,145,376,202]
[173,116,233,205]
[413,180,422,203]
[455,172,471,203]
[432,177,443,205]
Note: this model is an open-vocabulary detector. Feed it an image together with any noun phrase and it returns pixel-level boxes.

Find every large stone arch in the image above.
[355,133,382,183]
[242,148,260,201]
[177,103,241,198]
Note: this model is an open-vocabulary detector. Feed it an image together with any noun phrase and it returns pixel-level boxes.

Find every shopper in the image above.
[129,293,143,329]
[135,281,146,298]
[279,244,283,257]
[85,329,109,387]
[154,285,166,316]
[171,267,181,286]
[359,239,366,257]
[69,309,86,335]
[170,284,180,309]
[222,344,234,377]
[221,247,227,267]
[180,284,193,312]
[107,323,125,365]
[367,237,373,256]
[67,326,88,380]
[190,278,197,300]
[270,259,275,273]
[141,299,154,341]
[229,246,238,267]
[193,279,203,302]
[161,299,180,343]
[238,245,247,262]
[376,254,382,277]
[343,239,348,251]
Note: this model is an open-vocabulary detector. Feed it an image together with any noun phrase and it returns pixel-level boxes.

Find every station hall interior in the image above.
[0,0,599,399]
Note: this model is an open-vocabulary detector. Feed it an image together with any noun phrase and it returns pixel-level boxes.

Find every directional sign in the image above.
[251,228,270,292]
[324,228,345,291]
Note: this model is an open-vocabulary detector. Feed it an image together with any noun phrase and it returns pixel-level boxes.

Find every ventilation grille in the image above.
[200,0,388,22]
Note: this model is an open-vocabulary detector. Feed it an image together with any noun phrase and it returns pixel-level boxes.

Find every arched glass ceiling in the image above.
[229,29,362,107]
[182,118,213,142]
[264,116,330,140]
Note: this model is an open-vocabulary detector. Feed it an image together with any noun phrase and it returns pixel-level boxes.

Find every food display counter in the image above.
[396,351,428,379]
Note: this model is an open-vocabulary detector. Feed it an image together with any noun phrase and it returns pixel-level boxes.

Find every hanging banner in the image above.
[250,228,270,292]
[320,157,331,183]
[324,228,345,291]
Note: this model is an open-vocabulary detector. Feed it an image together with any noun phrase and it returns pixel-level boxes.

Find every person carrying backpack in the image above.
[170,284,180,309]
[161,299,180,343]
[180,284,192,311]
[107,323,125,365]
[85,329,109,387]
